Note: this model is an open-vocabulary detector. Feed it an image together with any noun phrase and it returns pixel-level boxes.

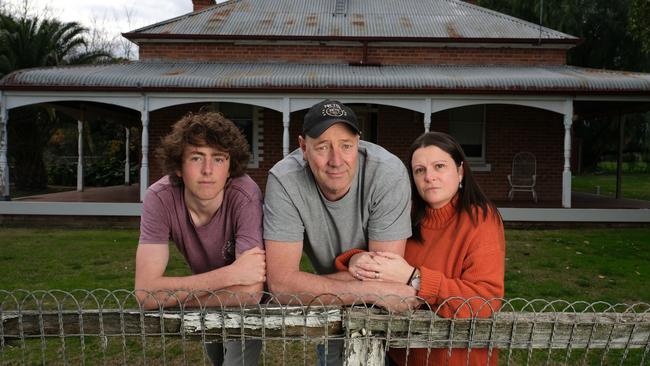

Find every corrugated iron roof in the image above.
[124,0,576,41]
[2,62,649,94]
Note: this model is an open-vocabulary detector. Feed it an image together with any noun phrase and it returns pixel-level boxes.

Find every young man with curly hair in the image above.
[134,111,264,365]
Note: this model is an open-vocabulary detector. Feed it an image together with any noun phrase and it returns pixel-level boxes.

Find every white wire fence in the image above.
[1,290,649,365]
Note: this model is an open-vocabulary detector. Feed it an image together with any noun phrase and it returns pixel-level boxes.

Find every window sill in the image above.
[469,162,491,172]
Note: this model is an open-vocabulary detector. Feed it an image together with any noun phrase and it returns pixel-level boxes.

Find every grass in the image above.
[1,227,649,365]
[504,228,649,304]
[0,228,314,290]
[0,228,320,365]
[1,337,318,366]
[1,227,648,301]
[572,173,650,201]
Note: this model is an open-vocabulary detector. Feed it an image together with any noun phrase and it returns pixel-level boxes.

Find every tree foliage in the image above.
[629,0,650,56]
[0,11,111,189]
[0,14,110,76]
[477,0,650,171]
[476,0,650,72]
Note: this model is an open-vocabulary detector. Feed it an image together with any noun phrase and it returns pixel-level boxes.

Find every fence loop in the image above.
[1,290,649,365]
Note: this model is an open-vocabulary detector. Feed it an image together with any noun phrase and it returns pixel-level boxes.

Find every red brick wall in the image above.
[374,105,564,204]
[375,105,423,164]
[246,109,282,189]
[480,105,564,203]
[147,103,564,204]
[140,43,566,66]
[245,108,308,190]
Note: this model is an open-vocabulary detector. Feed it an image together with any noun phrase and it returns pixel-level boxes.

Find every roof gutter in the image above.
[1,84,647,96]
[122,32,582,46]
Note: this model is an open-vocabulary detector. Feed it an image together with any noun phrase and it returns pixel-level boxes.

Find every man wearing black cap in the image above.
[264,100,417,364]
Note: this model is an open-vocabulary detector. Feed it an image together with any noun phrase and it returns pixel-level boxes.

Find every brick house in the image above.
[2,0,650,212]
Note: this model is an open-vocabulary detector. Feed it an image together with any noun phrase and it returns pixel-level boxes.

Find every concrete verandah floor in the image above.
[11,184,650,209]
[13,184,140,203]
[495,192,650,209]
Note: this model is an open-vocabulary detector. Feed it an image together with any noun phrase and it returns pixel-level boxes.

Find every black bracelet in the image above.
[407,267,417,284]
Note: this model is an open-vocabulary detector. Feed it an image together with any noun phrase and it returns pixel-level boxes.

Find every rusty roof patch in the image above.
[399,17,413,29]
[446,22,460,38]
[220,67,275,86]
[161,22,175,33]
[305,14,318,27]
[206,6,234,32]
[162,69,186,76]
[214,6,235,18]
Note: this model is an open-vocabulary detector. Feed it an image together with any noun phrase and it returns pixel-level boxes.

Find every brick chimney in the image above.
[193,0,215,12]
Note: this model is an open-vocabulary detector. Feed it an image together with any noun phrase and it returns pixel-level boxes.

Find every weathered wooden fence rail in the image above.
[5,308,650,349]
[1,290,649,365]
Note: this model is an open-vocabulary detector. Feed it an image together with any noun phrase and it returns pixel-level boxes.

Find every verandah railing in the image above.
[1,290,649,365]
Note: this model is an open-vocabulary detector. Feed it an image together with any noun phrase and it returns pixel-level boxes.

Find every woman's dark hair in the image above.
[158,111,251,186]
[407,132,501,242]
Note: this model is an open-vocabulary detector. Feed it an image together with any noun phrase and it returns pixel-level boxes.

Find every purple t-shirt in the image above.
[139,174,263,275]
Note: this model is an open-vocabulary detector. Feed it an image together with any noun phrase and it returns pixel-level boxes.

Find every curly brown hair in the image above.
[158,111,251,186]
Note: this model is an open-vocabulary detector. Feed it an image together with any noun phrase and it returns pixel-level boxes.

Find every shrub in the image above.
[46,156,137,187]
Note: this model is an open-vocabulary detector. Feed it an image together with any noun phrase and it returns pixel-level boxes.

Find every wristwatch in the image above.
[408,269,421,291]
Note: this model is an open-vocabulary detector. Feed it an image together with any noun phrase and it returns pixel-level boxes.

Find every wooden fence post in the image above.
[345,336,385,365]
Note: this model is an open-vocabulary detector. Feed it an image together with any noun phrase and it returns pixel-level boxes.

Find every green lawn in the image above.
[0,228,314,290]
[505,228,649,304]
[1,227,648,365]
[1,227,648,303]
[572,173,650,201]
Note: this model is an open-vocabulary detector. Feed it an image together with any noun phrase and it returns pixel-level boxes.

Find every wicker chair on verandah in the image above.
[507,151,537,202]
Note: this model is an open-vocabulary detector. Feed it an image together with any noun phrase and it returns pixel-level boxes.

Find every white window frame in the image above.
[448,105,491,172]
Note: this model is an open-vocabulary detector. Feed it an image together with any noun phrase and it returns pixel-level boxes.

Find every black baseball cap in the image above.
[302,100,360,138]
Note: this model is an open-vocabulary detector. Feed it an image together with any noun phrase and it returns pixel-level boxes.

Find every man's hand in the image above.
[371,284,422,313]
[231,247,266,286]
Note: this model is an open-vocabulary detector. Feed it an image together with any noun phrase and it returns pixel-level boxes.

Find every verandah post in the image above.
[0,91,9,200]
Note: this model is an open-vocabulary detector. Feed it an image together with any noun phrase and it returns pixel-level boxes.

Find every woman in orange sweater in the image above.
[336,132,505,365]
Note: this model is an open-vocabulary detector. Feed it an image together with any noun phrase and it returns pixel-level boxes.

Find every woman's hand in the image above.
[348,252,379,280]
[352,251,415,284]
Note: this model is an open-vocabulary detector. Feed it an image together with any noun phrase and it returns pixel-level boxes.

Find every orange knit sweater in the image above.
[336,199,505,366]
